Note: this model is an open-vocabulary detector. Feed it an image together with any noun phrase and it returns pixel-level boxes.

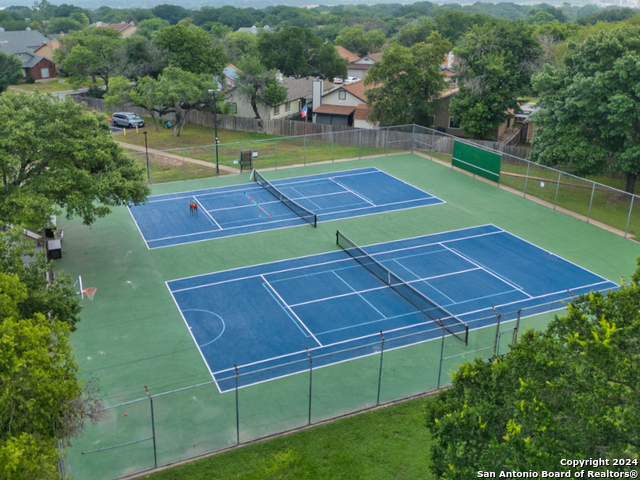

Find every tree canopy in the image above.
[0,92,149,227]
[0,52,23,93]
[235,56,288,119]
[426,263,640,479]
[531,27,640,193]
[450,20,541,139]
[365,32,451,127]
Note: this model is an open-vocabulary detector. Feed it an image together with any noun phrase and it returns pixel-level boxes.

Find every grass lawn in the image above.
[8,78,105,94]
[118,119,280,150]
[149,397,435,480]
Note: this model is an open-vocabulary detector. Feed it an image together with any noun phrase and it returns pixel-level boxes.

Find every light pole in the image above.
[143,131,150,182]
[208,88,221,174]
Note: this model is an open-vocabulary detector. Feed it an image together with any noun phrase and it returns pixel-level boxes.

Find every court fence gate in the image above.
[61,291,613,480]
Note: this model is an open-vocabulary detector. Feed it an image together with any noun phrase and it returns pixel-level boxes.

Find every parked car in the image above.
[344,76,361,85]
[112,112,145,129]
[333,76,343,84]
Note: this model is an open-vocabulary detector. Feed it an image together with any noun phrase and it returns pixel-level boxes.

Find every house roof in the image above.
[326,81,376,103]
[18,51,47,68]
[347,63,371,71]
[105,22,136,32]
[335,45,360,63]
[366,52,383,62]
[353,104,372,121]
[0,30,48,56]
[314,104,356,116]
[283,76,334,102]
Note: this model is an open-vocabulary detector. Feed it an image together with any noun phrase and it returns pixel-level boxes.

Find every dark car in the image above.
[112,112,145,129]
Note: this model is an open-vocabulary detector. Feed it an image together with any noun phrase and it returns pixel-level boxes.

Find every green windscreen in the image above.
[452,140,501,182]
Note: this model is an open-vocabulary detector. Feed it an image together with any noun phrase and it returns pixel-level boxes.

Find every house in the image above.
[225,75,334,120]
[222,64,239,91]
[334,46,383,82]
[312,81,375,128]
[237,25,271,34]
[0,29,56,81]
[347,52,382,81]
[33,35,62,61]
[89,21,137,38]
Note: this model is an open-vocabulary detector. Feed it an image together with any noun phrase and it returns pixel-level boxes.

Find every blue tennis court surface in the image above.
[167,225,618,392]
[129,167,444,249]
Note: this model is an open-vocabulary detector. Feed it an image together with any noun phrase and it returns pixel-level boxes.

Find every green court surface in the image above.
[58,153,640,480]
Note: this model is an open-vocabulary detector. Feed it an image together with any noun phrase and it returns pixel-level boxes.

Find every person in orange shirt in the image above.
[190,202,198,215]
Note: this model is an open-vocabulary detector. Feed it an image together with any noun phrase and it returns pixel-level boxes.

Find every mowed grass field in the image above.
[148,397,434,480]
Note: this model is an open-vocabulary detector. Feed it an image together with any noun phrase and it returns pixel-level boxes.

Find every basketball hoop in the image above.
[82,287,97,301]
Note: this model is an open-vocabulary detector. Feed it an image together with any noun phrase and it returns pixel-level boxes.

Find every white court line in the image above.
[332,271,387,319]
[441,243,533,299]
[193,196,222,230]
[329,178,375,206]
[127,205,151,250]
[166,282,222,394]
[261,275,322,347]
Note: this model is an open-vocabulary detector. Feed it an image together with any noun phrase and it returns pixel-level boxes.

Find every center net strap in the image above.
[253,170,317,227]
[336,230,469,345]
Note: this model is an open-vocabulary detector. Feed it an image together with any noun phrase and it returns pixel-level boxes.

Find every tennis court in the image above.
[167,224,617,392]
[128,167,444,249]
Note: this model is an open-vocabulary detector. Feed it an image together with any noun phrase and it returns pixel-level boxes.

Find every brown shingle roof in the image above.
[283,76,334,102]
[353,104,371,121]
[367,52,383,62]
[314,105,356,115]
[337,82,377,102]
[335,45,360,63]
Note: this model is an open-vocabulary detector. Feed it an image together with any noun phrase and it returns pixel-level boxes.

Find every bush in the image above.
[85,86,105,99]
[24,77,36,84]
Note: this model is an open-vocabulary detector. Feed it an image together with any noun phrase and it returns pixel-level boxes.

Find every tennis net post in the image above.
[253,169,317,227]
[336,230,469,345]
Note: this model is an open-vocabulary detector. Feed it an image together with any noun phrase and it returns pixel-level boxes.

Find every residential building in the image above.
[312,81,375,128]
[225,75,334,120]
[33,35,62,61]
[89,21,137,38]
[0,29,56,80]
[237,25,271,34]
[334,46,383,82]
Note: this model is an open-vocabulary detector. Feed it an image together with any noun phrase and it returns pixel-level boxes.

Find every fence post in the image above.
[523,162,531,198]
[239,143,242,169]
[274,139,278,170]
[437,326,446,390]
[625,195,635,238]
[512,309,522,346]
[234,365,240,445]
[359,129,362,159]
[145,386,157,469]
[553,172,562,209]
[306,348,312,425]
[385,127,389,156]
[411,124,415,153]
[331,131,334,162]
[587,183,596,223]
[182,149,186,180]
[431,129,435,153]
[376,332,385,406]
[493,313,502,357]
[304,135,307,166]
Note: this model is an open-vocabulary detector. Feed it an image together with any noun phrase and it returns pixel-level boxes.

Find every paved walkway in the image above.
[117,141,237,174]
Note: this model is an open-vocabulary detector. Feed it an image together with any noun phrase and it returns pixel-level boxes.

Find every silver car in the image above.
[112,112,145,128]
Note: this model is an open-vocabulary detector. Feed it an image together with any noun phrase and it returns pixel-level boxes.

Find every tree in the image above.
[106,75,171,131]
[151,4,189,25]
[121,35,166,80]
[236,56,288,119]
[365,33,451,127]
[56,27,123,93]
[0,92,149,227]
[335,25,386,56]
[154,24,226,76]
[450,20,541,139]
[425,263,640,479]
[395,18,435,48]
[0,52,23,93]
[222,31,257,63]
[135,17,170,40]
[257,27,345,79]
[532,28,640,193]
[45,16,84,34]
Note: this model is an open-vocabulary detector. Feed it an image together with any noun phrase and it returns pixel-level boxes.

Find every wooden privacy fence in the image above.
[414,129,531,160]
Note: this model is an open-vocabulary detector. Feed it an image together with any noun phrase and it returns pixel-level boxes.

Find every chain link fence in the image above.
[63,288,620,480]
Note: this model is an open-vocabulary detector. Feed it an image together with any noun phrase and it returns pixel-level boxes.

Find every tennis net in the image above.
[336,230,469,345]
[253,170,317,227]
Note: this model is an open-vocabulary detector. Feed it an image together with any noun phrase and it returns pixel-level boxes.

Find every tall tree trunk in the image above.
[251,100,261,119]
[625,172,637,194]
